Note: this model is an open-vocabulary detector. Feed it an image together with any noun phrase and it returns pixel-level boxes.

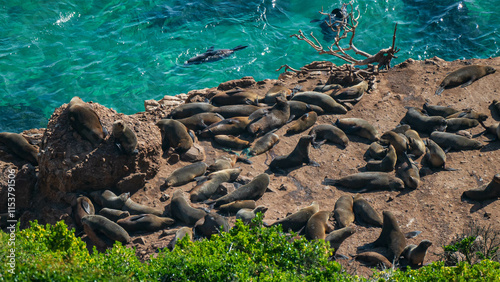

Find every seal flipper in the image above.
[405,230,422,239]
[231,45,248,52]
[460,80,474,88]
[322,178,337,186]
[435,86,445,96]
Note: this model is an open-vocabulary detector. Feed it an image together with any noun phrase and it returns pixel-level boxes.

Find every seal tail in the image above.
[435,86,445,96]
[322,177,337,186]
[232,45,248,52]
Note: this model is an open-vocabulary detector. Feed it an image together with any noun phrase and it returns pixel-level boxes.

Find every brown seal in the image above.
[213,104,261,118]
[248,130,280,156]
[333,196,354,228]
[268,202,319,232]
[219,200,257,214]
[194,211,230,238]
[98,208,130,222]
[422,139,447,169]
[0,132,39,165]
[122,198,164,216]
[380,131,408,157]
[289,101,325,118]
[176,112,224,131]
[369,211,407,261]
[430,131,483,151]
[308,124,349,148]
[423,103,459,117]
[117,214,175,232]
[365,144,397,172]
[90,190,129,210]
[156,119,193,153]
[285,111,317,135]
[353,194,383,227]
[435,65,496,95]
[368,141,389,159]
[403,107,447,134]
[168,227,193,250]
[163,161,208,188]
[305,211,334,240]
[269,135,315,172]
[190,168,242,202]
[353,252,393,269]
[324,172,404,192]
[247,96,290,137]
[335,118,379,141]
[112,120,138,155]
[446,109,488,123]
[214,135,251,150]
[404,129,425,159]
[325,226,356,254]
[199,116,251,137]
[445,118,479,132]
[67,96,106,146]
[81,215,130,247]
[210,90,259,106]
[397,154,420,189]
[492,100,500,115]
[236,206,268,224]
[209,173,270,207]
[168,102,216,119]
[402,240,432,267]
[462,173,500,201]
[207,155,237,172]
[331,80,368,102]
[170,190,207,226]
[262,85,291,105]
[291,91,347,114]
[75,196,95,227]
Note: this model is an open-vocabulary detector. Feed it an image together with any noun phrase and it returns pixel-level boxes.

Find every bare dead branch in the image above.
[275,64,301,73]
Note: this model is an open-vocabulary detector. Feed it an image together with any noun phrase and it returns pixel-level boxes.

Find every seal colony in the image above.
[1,58,499,274]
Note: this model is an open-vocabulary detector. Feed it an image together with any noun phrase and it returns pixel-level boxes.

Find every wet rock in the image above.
[217,76,256,91]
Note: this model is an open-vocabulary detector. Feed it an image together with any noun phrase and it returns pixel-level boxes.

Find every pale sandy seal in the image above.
[163,161,208,188]
[289,101,325,118]
[209,173,270,207]
[112,120,138,155]
[331,80,368,102]
[67,96,107,146]
[353,194,383,227]
[207,155,237,172]
[445,118,479,132]
[190,168,242,202]
[308,124,349,148]
[210,90,259,106]
[176,112,224,131]
[81,215,130,247]
[366,144,397,172]
[247,96,290,137]
[305,211,334,240]
[213,104,261,118]
[423,103,459,117]
[219,200,257,214]
[99,208,130,222]
[435,65,496,95]
[324,172,404,192]
[90,190,129,210]
[325,226,356,254]
[403,107,447,134]
[117,214,175,232]
[247,130,280,156]
[262,85,291,105]
[194,212,230,238]
[369,211,407,261]
[422,139,447,169]
[268,202,319,232]
[236,206,268,224]
[285,111,317,135]
[213,135,251,150]
[380,131,409,157]
[168,227,193,250]
[462,173,500,201]
[335,118,379,141]
[333,196,354,228]
[353,252,393,269]
[430,131,483,151]
[156,119,193,153]
[75,196,95,227]
[170,190,207,226]
[402,240,432,267]
[0,132,39,165]
[168,102,216,119]
[291,91,347,114]
[199,116,251,137]
[123,198,164,216]
[269,135,315,172]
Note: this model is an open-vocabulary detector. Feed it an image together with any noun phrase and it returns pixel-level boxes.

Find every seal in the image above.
[353,194,383,227]
[81,215,130,247]
[335,118,379,141]
[492,100,500,115]
[67,96,107,146]
[112,120,138,155]
[367,141,389,159]
[430,131,483,151]
[185,45,248,65]
[168,102,216,119]
[209,173,270,207]
[402,240,433,267]
[75,196,95,227]
[199,116,251,137]
[210,90,259,106]
[323,172,404,192]
[194,211,230,238]
[163,161,208,188]
[90,190,129,210]
[213,104,261,118]
[285,111,317,135]
[247,96,290,137]
[207,155,237,172]
[308,124,349,148]
[0,132,39,165]
[397,154,420,189]
[190,168,242,202]
[380,131,408,157]
[325,226,356,255]
[219,200,257,214]
[446,109,488,123]
[291,91,347,114]
[403,107,447,134]
[331,80,368,102]
[423,103,459,117]
[333,195,354,228]
[268,202,319,232]
[156,118,194,153]
[247,130,280,156]
[269,135,315,172]
[462,173,500,201]
[168,227,193,250]
[445,118,479,132]
[435,65,496,95]
[236,206,268,224]
[122,198,164,216]
[305,211,334,240]
[98,208,130,222]
[365,144,397,172]
[170,190,207,226]
[289,101,325,118]
[176,112,224,131]
[404,129,425,159]
[353,252,393,269]
[262,85,291,105]
[422,139,447,169]
[369,211,407,261]
[117,214,175,232]
[213,135,251,150]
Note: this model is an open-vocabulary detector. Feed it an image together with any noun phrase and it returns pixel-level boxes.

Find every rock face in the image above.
[38,101,162,199]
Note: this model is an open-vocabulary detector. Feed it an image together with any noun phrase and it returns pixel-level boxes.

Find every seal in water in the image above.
[185,45,248,65]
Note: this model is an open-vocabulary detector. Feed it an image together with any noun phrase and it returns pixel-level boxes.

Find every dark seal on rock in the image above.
[462,173,500,201]
[209,173,270,207]
[402,239,432,267]
[163,162,208,188]
[112,120,138,155]
[435,65,496,95]
[81,215,130,247]
[324,172,404,192]
[308,124,348,148]
[333,195,354,228]
[117,214,175,232]
[170,190,207,226]
[430,131,483,151]
[285,111,317,135]
[269,135,315,172]
[369,211,407,261]
[353,194,383,227]
[156,119,194,153]
[268,202,319,232]
[247,131,280,156]
[0,132,39,165]
[335,118,379,141]
[67,96,106,146]
[247,96,290,137]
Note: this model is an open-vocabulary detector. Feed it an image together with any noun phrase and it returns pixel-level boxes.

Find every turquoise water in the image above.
[1,0,499,132]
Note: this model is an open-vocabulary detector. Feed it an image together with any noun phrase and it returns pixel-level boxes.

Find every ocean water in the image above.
[0,0,498,132]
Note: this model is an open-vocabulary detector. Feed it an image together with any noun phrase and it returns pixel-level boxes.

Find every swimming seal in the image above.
[247,96,290,137]
[156,119,194,153]
[285,111,317,135]
[99,208,130,222]
[67,96,107,146]
[218,200,257,214]
[325,226,356,255]
[308,124,349,148]
[462,173,500,201]
[213,135,251,150]
[402,240,432,267]
[435,65,496,95]
[333,195,354,228]
[185,45,248,65]
[403,107,447,134]
[269,135,315,172]
[168,227,193,250]
[117,214,175,232]
[236,206,268,224]
[268,202,319,232]
[335,118,379,141]
[430,131,483,151]
[209,173,270,207]
[75,196,95,227]
[305,211,333,240]
[163,161,208,188]
[194,212,230,238]
[0,132,39,165]
[323,172,404,192]
[90,190,129,210]
[169,103,216,119]
[170,190,207,226]
[81,215,130,247]
[190,168,242,202]
[122,198,164,216]
[291,91,347,114]
[353,194,383,227]
[176,112,224,131]
[112,120,138,155]
[247,130,280,156]
[369,211,407,261]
